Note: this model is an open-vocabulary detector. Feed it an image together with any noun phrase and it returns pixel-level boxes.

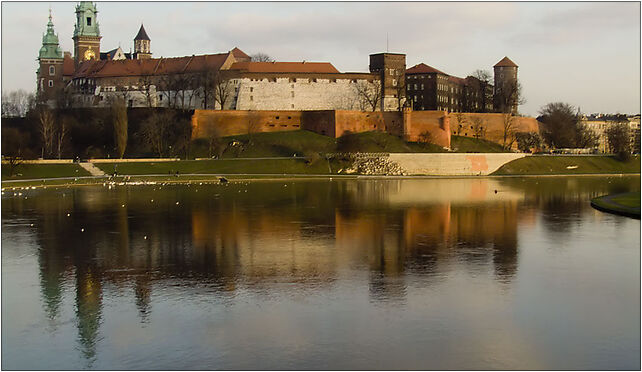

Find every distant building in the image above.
[581,114,640,154]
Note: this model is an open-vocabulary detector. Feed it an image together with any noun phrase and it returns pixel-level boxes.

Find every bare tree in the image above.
[495,79,525,114]
[158,73,195,109]
[472,70,493,112]
[2,90,35,118]
[56,115,72,159]
[213,72,233,110]
[470,116,486,139]
[353,80,382,112]
[250,53,274,62]
[1,127,34,176]
[140,111,172,157]
[501,114,517,150]
[38,107,56,158]
[138,75,156,108]
[246,111,261,146]
[111,98,128,158]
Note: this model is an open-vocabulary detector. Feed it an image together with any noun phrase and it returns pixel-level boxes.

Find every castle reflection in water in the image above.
[6,176,634,361]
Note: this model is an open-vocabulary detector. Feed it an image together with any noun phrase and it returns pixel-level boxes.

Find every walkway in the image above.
[79,162,106,176]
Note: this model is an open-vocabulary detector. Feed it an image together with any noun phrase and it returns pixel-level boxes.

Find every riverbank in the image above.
[2,155,639,188]
[591,192,641,219]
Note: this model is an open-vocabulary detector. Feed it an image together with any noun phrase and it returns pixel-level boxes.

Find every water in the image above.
[2,176,640,370]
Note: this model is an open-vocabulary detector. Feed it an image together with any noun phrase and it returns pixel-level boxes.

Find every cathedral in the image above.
[37,2,517,114]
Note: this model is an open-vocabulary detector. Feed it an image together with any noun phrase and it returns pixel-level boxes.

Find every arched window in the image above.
[48,80,54,87]
[49,66,55,76]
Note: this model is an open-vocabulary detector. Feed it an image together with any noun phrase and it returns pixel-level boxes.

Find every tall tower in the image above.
[73,1,101,68]
[133,24,151,59]
[369,53,406,111]
[37,9,64,101]
[493,56,519,114]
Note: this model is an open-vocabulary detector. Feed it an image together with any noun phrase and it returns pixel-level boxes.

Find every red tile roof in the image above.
[229,61,339,74]
[73,53,230,78]
[448,75,466,85]
[405,63,447,75]
[494,56,518,67]
[230,47,250,60]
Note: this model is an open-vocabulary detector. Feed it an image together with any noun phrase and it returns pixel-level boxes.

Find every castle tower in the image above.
[37,9,64,100]
[369,53,406,111]
[493,56,519,114]
[133,24,151,59]
[73,1,101,68]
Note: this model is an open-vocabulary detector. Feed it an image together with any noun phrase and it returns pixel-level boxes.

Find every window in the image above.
[250,87,253,92]
[421,84,424,89]
[414,84,417,90]
[291,104,294,108]
[276,116,280,119]
[86,17,91,26]
[250,96,253,101]
[413,96,417,102]
[49,66,55,76]
[128,99,133,107]
[48,80,53,87]
[291,91,295,97]
[159,94,163,101]
[392,79,397,86]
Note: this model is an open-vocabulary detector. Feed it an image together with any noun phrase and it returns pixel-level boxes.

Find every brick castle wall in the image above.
[191,109,539,150]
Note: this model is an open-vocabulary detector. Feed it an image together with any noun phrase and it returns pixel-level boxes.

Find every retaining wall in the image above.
[388,153,528,176]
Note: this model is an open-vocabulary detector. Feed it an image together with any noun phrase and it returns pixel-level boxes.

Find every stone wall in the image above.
[388,153,528,175]
[234,77,378,111]
[448,112,541,149]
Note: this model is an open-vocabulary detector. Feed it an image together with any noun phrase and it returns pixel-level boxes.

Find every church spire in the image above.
[39,9,62,59]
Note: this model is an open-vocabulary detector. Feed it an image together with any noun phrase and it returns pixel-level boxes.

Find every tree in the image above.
[250,53,274,62]
[56,115,73,159]
[140,111,172,157]
[606,121,631,160]
[1,90,35,118]
[470,116,487,139]
[501,114,517,150]
[538,102,596,149]
[38,107,56,158]
[472,70,492,113]
[515,132,542,153]
[138,75,156,108]
[417,131,433,147]
[495,79,525,114]
[353,80,381,112]
[111,99,128,158]
[213,72,233,110]
[246,111,261,146]
[1,127,34,176]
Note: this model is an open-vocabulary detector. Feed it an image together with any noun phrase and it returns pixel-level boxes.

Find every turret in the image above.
[37,9,64,100]
[493,56,519,114]
[133,24,151,59]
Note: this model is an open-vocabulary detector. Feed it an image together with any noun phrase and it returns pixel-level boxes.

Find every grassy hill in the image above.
[191,130,505,159]
[493,155,641,175]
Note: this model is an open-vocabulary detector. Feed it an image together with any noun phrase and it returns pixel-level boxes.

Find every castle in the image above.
[37,2,520,115]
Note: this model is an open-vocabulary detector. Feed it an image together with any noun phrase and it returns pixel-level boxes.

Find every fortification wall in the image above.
[447,112,540,147]
[191,109,302,138]
[300,111,336,137]
[404,110,451,148]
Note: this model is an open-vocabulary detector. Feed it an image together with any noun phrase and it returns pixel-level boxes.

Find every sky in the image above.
[1,1,640,116]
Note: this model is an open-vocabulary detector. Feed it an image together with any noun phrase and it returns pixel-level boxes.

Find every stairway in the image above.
[79,162,106,176]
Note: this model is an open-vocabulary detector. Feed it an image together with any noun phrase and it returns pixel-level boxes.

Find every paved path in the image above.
[79,162,106,176]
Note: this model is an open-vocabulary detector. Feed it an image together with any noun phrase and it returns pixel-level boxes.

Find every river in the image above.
[1,176,639,369]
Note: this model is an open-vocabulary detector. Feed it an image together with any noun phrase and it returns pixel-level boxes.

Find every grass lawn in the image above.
[493,155,641,175]
[93,158,344,176]
[591,192,641,219]
[450,136,508,153]
[1,163,91,180]
[611,192,641,208]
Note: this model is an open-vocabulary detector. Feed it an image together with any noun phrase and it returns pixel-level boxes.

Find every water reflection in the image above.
[2,176,639,368]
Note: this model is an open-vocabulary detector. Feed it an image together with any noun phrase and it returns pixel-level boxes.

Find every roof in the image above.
[494,56,518,67]
[230,47,250,60]
[229,61,339,74]
[134,24,150,41]
[405,63,447,75]
[447,75,466,85]
[73,52,231,78]
[63,54,75,76]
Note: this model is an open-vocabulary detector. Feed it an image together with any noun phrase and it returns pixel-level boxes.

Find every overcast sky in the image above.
[2,1,640,116]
